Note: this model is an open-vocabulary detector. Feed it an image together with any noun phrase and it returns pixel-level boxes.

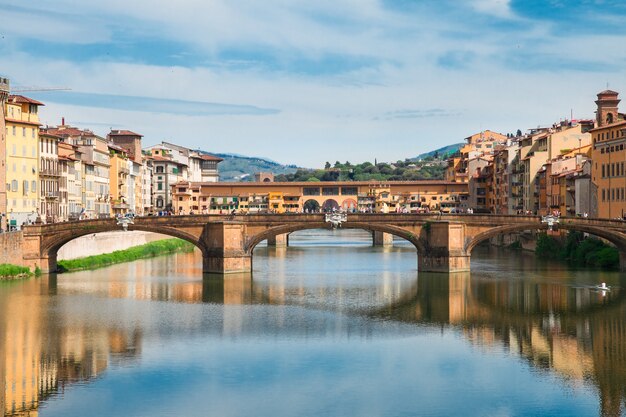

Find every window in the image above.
[157,182,163,191]
[22,127,26,137]
[11,180,17,192]
[156,166,164,174]
[303,187,320,196]
[341,187,358,195]
[32,181,36,193]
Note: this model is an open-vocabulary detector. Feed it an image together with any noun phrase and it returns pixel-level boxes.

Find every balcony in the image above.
[44,191,59,199]
[40,168,61,177]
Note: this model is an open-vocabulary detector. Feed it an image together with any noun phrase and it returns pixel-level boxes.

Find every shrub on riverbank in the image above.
[535,231,619,269]
[0,264,32,279]
[57,239,196,272]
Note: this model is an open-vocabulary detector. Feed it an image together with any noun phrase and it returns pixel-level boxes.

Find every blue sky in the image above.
[1,0,625,167]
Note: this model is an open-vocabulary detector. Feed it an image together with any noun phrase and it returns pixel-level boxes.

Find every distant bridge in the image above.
[18,214,626,273]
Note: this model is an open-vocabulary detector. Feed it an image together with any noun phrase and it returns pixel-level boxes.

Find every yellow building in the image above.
[108,143,130,215]
[590,90,626,219]
[4,95,43,229]
[0,78,9,231]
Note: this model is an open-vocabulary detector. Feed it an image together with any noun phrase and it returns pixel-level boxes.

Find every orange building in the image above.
[446,130,508,183]
[172,181,468,214]
[590,90,626,219]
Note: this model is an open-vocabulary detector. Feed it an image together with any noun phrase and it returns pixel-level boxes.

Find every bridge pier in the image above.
[372,231,393,247]
[621,251,626,272]
[418,252,470,273]
[419,222,470,273]
[202,222,252,274]
[267,233,289,248]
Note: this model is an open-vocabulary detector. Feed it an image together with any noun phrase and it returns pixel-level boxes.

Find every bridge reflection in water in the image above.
[1,252,625,416]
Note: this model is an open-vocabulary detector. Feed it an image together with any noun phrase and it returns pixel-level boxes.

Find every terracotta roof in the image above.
[598,89,619,95]
[198,154,223,162]
[151,155,173,162]
[108,129,143,137]
[4,118,41,127]
[39,130,63,140]
[108,143,126,152]
[58,142,77,150]
[589,119,626,132]
[58,155,78,162]
[46,126,89,137]
[8,95,45,106]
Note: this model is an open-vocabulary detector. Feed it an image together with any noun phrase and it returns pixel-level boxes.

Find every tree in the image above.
[324,161,331,169]
[516,129,522,137]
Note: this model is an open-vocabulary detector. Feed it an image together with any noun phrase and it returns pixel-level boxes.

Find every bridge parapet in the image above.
[14,213,626,274]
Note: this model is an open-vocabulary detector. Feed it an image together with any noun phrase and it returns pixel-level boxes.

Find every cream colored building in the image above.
[47,124,111,219]
[39,130,61,222]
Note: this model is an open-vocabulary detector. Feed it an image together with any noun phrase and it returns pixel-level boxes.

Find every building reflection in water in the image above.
[1,254,625,416]
[0,278,141,417]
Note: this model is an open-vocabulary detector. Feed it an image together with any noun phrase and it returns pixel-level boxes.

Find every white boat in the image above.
[595,282,611,291]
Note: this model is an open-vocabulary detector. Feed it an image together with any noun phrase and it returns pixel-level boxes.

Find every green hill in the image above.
[413,143,463,161]
[214,143,463,182]
[215,153,298,181]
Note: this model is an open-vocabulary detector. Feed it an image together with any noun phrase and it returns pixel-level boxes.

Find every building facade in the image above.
[0,78,8,230]
[590,90,626,219]
[38,131,61,222]
[171,181,469,215]
[5,95,43,229]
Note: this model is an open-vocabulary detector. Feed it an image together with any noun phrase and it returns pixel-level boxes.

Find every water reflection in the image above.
[1,237,625,416]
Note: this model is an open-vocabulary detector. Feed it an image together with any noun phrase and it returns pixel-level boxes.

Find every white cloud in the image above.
[471,0,515,19]
[2,0,626,167]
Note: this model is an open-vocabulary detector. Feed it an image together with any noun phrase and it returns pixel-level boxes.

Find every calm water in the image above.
[1,230,625,417]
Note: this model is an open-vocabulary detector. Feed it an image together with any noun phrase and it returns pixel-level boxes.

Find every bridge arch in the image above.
[37,220,209,272]
[303,199,320,213]
[245,222,426,255]
[322,199,340,212]
[465,222,626,264]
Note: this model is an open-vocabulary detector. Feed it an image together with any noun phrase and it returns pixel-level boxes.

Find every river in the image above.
[0,229,624,417]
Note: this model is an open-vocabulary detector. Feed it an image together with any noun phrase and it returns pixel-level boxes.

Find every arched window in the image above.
[607,113,614,124]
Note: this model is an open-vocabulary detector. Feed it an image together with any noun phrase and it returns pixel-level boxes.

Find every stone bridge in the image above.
[19,213,626,273]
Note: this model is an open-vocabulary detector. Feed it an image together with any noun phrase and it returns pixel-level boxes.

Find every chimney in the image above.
[62,117,65,126]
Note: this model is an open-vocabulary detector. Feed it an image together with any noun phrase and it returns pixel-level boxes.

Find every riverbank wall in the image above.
[0,231,24,265]
[58,231,170,260]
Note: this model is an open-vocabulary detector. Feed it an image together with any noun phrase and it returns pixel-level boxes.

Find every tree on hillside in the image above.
[324,161,331,169]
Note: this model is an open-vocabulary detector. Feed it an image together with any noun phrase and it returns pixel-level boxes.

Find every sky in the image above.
[1,0,626,168]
